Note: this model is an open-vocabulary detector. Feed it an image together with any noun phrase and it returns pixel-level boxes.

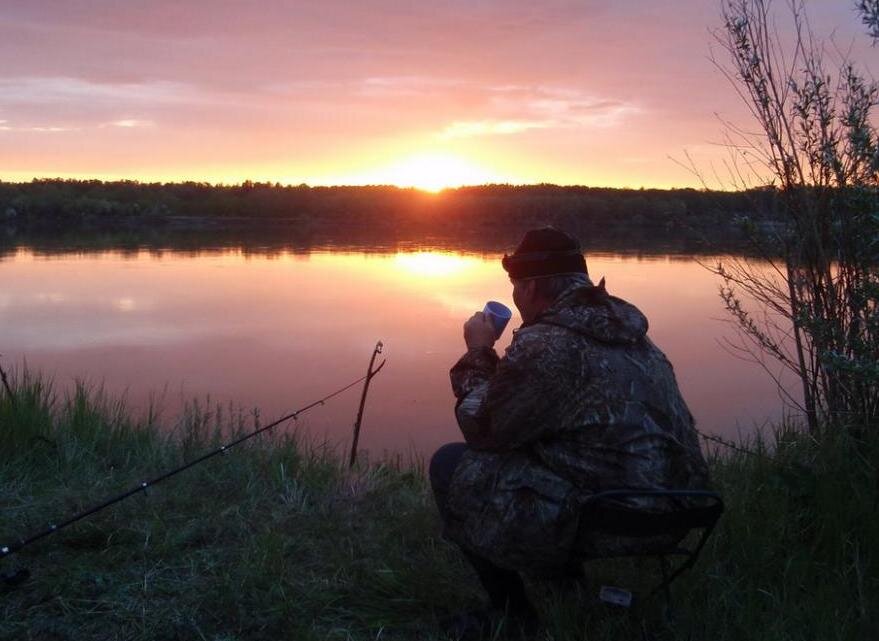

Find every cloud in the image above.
[0,121,77,133]
[28,126,75,132]
[498,87,641,126]
[357,76,471,97]
[0,115,154,133]
[0,77,212,132]
[439,119,552,139]
[437,86,640,139]
[263,80,339,94]
[108,119,154,128]
[0,77,193,106]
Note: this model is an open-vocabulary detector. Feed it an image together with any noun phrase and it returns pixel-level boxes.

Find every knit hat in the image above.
[501,227,588,279]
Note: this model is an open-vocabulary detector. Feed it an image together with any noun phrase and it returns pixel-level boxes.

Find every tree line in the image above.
[0,179,782,238]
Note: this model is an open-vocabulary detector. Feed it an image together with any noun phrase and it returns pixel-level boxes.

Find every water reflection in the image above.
[393,252,482,279]
[0,248,793,458]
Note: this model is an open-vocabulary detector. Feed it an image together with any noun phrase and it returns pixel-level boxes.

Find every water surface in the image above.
[1,247,790,458]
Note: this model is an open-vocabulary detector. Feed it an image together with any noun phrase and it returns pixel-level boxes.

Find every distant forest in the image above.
[0,179,785,253]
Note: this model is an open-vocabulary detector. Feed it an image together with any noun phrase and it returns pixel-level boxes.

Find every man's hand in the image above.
[464,312,496,350]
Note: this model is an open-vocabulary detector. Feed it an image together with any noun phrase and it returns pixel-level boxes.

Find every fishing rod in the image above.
[1,370,382,563]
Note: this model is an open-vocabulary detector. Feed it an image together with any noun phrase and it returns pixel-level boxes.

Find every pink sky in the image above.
[1,1,876,188]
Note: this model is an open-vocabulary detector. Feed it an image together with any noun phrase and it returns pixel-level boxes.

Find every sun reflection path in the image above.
[392,251,482,278]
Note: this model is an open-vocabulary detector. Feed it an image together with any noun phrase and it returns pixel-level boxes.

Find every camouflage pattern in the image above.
[445,281,709,574]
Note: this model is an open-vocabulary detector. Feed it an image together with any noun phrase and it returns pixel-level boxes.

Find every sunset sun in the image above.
[387,153,503,191]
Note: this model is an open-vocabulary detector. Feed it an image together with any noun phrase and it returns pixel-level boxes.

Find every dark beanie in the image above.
[502,227,588,279]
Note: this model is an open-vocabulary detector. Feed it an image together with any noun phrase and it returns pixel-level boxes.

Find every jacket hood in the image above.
[531,280,648,345]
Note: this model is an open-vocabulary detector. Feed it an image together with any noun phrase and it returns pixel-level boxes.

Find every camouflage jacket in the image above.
[445,281,709,574]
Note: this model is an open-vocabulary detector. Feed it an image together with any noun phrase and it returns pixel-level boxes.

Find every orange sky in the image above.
[1,1,875,189]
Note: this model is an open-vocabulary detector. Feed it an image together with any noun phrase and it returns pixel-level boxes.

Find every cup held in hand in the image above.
[482,301,513,339]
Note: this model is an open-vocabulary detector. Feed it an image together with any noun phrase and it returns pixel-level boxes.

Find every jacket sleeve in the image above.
[450,327,585,451]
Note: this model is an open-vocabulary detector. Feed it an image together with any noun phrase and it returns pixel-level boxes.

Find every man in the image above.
[430,227,709,635]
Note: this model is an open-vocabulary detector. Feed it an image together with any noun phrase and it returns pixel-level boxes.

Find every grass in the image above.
[1,368,877,640]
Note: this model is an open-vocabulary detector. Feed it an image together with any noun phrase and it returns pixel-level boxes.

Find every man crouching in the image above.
[430,228,709,638]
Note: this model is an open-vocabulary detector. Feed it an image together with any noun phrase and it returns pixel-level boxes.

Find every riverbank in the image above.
[1,371,876,640]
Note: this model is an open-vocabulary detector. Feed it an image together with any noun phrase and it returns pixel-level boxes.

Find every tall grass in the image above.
[1,369,876,640]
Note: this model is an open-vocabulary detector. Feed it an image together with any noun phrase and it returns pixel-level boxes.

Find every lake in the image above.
[0,245,793,460]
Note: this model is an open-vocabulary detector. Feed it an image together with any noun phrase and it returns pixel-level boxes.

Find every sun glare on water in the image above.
[393,251,480,277]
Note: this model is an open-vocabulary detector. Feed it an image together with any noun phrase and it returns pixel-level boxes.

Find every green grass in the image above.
[1,369,877,640]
